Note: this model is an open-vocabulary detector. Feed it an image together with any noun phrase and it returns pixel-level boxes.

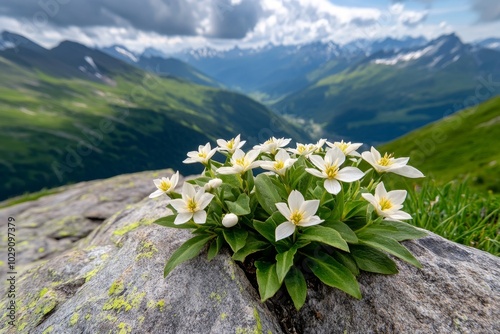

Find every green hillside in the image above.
[275,59,482,144]
[0,52,307,200]
[379,96,500,193]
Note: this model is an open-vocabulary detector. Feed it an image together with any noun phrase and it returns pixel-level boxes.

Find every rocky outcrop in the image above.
[1,170,499,334]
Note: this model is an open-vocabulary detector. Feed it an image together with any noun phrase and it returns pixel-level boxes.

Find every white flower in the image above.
[217,134,246,154]
[275,190,324,241]
[217,149,261,175]
[361,182,412,221]
[169,183,214,225]
[204,178,223,191]
[253,137,291,154]
[326,140,362,157]
[259,149,297,176]
[149,171,179,198]
[288,143,317,157]
[361,147,424,178]
[314,138,327,152]
[183,143,217,165]
[306,147,364,195]
[222,213,239,228]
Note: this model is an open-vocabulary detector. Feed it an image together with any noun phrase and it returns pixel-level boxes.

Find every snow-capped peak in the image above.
[115,46,138,62]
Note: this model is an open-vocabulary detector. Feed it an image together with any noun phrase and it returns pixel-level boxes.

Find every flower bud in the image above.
[204,178,223,191]
[222,213,238,228]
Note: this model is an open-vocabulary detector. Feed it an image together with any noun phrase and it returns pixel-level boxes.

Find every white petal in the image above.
[217,167,237,175]
[153,179,162,188]
[361,151,376,166]
[237,140,246,149]
[370,146,382,161]
[325,147,345,166]
[388,190,407,205]
[305,168,325,179]
[198,193,215,209]
[299,216,324,227]
[171,171,180,187]
[276,202,291,218]
[275,149,289,161]
[324,179,341,195]
[174,212,193,225]
[300,200,320,218]
[245,149,260,163]
[375,182,388,198]
[275,221,296,241]
[336,167,364,182]
[183,157,198,164]
[361,193,378,208]
[387,210,412,220]
[193,210,207,224]
[288,190,304,211]
[149,189,164,198]
[232,149,245,160]
[183,182,196,199]
[169,199,186,212]
[309,155,326,170]
[217,139,226,147]
[392,166,425,178]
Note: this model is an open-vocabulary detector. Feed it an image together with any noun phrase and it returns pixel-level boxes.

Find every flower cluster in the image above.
[150,135,426,309]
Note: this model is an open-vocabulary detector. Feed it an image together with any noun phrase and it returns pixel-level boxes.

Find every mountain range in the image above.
[0,31,307,200]
[2,30,500,199]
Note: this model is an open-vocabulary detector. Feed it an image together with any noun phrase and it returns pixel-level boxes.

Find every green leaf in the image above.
[218,173,242,189]
[154,215,197,229]
[331,189,344,219]
[164,234,215,277]
[305,254,361,299]
[255,174,282,215]
[253,212,281,243]
[350,244,398,274]
[225,193,251,216]
[364,221,428,241]
[276,247,298,283]
[284,266,307,310]
[333,252,359,276]
[255,261,281,302]
[223,228,248,253]
[322,220,358,244]
[356,232,422,268]
[232,235,269,262]
[299,225,349,252]
[207,234,224,261]
[244,170,255,192]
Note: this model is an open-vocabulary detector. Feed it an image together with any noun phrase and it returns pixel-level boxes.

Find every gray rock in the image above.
[1,171,499,334]
[0,169,176,267]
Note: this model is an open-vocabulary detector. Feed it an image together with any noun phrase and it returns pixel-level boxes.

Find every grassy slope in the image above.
[0,56,308,200]
[379,96,500,193]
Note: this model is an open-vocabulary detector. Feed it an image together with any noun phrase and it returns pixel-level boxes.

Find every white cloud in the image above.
[0,0,493,52]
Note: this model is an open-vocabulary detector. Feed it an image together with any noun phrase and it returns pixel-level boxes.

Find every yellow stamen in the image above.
[378,153,394,166]
[187,198,198,212]
[297,145,306,153]
[198,152,207,158]
[235,157,246,167]
[159,180,171,192]
[336,141,349,153]
[227,139,235,149]
[274,160,284,170]
[325,165,339,179]
[379,197,393,210]
[290,210,304,225]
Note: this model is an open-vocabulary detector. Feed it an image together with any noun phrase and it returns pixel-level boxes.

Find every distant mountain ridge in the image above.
[100,44,221,87]
[274,33,500,144]
[0,32,308,200]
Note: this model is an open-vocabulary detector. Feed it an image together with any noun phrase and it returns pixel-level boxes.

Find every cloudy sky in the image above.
[0,0,499,53]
